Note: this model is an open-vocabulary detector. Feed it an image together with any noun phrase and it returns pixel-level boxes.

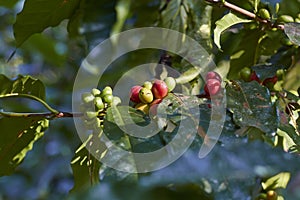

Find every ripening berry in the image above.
[205,71,222,82]
[151,80,168,99]
[204,78,221,96]
[139,88,154,103]
[130,85,142,103]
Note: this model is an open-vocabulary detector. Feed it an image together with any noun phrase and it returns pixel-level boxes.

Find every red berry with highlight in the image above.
[204,79,221,96]
[130,85,142,103]
[205,71,222,82]
[152,80,168,99]
[250,72,260,83]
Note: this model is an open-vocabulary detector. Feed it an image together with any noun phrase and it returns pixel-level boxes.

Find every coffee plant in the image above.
[0,0,300,199]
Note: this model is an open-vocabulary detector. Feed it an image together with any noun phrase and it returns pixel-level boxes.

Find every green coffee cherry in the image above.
[82,93,95,104]
[277,15,294,23]
[139,88,153,103]
[92,88,101,96]
[85,111,98,119]
[258,8,271,19]
[94,97,104,110]
[143,81,153,90]
[239,67,252,82]
[101,86,113,96]
[164,77,176,92]
[112,96,122,106]
[276,69,285,80]
[102,94,113,104]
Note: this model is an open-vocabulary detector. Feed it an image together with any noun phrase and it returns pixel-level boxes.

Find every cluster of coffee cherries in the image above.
[129,77,176,114]
[239,67,283,91]
[203,71,222,97]
[80,86,121,130]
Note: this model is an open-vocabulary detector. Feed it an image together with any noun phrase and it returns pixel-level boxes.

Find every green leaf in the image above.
[0,74,45,100]
[0,118,49,176]
[228,29,263,79]
[106,106,147,125]
[251,64,285,81]
[214,12,252,49]
[0,74,49,176]
[158,0,188,33]
[13,0,80,46]
[70,133,104,192]
[284,22,300,46]
[175,67,202,84]
[226,80,279,135]
[262,172,291,190]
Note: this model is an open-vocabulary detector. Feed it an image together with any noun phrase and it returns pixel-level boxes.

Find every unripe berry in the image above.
[103,94,113,104]
[204,78,221,96]
[152,80,168,99]
[258,8,271,19]
[239,67,252,82]
[139,88,154,103]
[205,71,222,82]
[94,97,104,110]
[82,93,95,104]
[92,88,101,97]
[85,111,98,119]
[130,85,142,103]
[277,15,294,23]
[143,81,153,90]
[101,86,113,96]
[164,77,176,92]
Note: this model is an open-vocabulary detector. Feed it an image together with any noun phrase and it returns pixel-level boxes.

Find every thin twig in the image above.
[206,0,285,30]
[0,111,83,119]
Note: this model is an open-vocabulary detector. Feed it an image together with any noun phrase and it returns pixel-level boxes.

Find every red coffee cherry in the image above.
[130,85,142,103]
[263,76,278,85]
[151,80,168,99]
[204,78,221,96]
[250,72,260,83]
[205,71,222,82]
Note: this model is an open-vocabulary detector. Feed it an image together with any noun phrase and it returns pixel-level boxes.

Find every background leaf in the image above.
[13,0,81,46]
[0,74,45,100]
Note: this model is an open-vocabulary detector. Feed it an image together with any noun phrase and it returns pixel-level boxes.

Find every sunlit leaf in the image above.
[70,133,104,192]
[214,13,252,49]
[262,172,291,190]
[0,118,49,176]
